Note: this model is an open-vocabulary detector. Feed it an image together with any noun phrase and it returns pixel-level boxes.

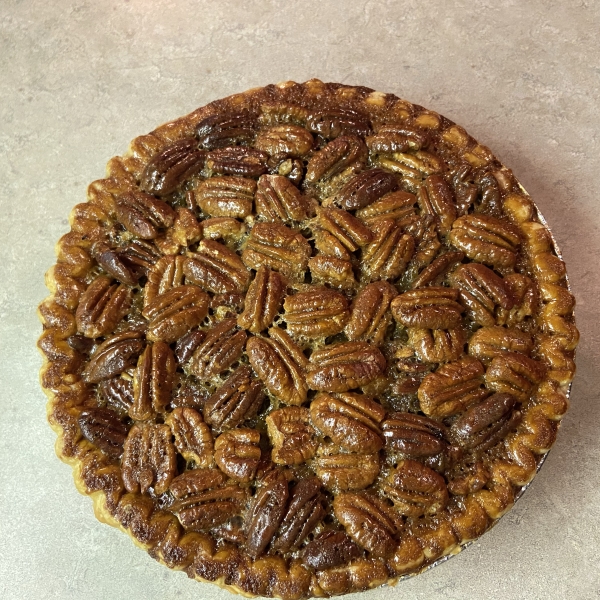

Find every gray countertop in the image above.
[1,1,599,598]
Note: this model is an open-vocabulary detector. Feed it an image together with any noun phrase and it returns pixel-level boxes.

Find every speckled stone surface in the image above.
[1,1,599,598]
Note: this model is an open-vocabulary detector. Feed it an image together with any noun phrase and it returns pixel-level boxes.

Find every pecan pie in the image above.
[38,80,578,599]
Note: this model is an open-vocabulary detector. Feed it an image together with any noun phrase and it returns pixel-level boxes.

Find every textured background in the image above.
[1,1,599,598]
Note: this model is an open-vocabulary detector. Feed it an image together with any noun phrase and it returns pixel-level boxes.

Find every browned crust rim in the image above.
[37,79,577,599]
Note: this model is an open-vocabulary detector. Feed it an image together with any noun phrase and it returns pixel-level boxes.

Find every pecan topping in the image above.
[310,392,385,453]
[118,239,162,277]
[315,445,380,491]
[254,124,314,157]
[75,276,132,338]
[259,102,309,126]
[144,255,186,308]
[237,266,286,333]
[78,407,128,459]
[304,135,368,184]
[122,422,177,495]
[195,176,256,218]
[246,327,308,406]
[307,342,387,392]
[92,242,138,286]
[411,251,465,288]
[391,287,464,330]
[301,531,361,571]
[382,412,448,457]
[485,352,546,401]
[283,288,350,338]
[366,125,429,153]
[416,174,457,235]
[355,190,417,225]
[309,255,357,290]
[174,329,205,365]
[255,174,309,223]
[115,191,176,239]
[214,428,261,482]
[201,217,246,242]
[156,206,202,253]
[374,150,442,192]
[241,222,311,281]
[206,147,268,178]
[82,331,144,383]
[196,112,256,149]
[98,377,134,415]
[335,168,399,210]
[405,214,441,269]
[407,327,466,363]
[468,326,533,364]
[418,357,488,418]
[166,407,213,467]
[315,206,373,251]
[496,273,538,327]
[307,108,371,139]
[204,366,265,432]
[266,407,318,465]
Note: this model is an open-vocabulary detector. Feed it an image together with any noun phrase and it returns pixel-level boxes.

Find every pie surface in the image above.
[38,80,578,599]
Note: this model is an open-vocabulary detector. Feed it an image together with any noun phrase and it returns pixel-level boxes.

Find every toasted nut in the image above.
[366,125,429,153]
[417,175,457,235]
[468,326,533,364]
[237,266,286,333]
[78,407,128,459]
[496,273,538,327]
[309,256,357,290]
[266,407,318,465]
[381,412,448,457]
[411,251,465,288]
[256,174,309,223]
[306,108,371,139]
[315,446,380,492]
[485,352,546,401]
[305,135,368,183]
[315,206,373,251]
[115,191,176,239]
[144,255,186,308]
[195,176,256,218]
[82,331,145,383]
[391,287,464,330]
[254,124,314,157]
[205,147,268,178]
[166,407,214,467]
[355,190,417,225]
[335,168,399,210]
[301,531,360,571]
[214,428,261,482]
[196,112,256,149]
[407,327,466,363]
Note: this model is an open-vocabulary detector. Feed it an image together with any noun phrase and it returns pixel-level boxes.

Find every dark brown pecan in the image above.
[166,407,213,467]
[115,191,176,239]
[259,102,309,126]
[304,135,368,184]
[449,214,521,271]
[214,428,261,482]
[374,150,443,193]
[75,276,132,338]
[404,214,441,269]
[241,222,311,281]
[391,287,464,330]
[283,288,350,338]
[169,469,248,531]
[417,175,457,235]
[184,239,251,294]
[98,377,134,415]
[118,239,162,277]
[189,319,247,380]
[406,327,466,363]
[195,176,256,218]
[255,174,310,223]
[122,422,177,495]
[315,206,373,251]
[310,392,385,453]
[140,138,206,196]
[345,281,398,346]
[246,327,308,406]
[142,286,209,344]
[78,407,128,459]
[496,273,538,327]
[301,531,361,571]
[485,352,546,401]
[204,366,265,432]
[205,147,268,177]
[245,471,289,559]
[82,331,144,383]
[254,124,314,157]
[266,407,318,465]
[307,342,387,393]
[130,342,176,420]
[333,492,400,558]
[309,256,357,290]
[381,459,448,517]
[361,219,415,282]
[272,477,326,552]
[313,228,351,259]
[315,445,380,491]
[450,392,521,452]
[144,255,186,308]
[355,190,417,225]
[335,168,399,210]
[237,266,286,333]
[411,251,465,288]
[366,125,429,153]
[418,357,488,418]
[468,326,533,364]
[174,329,205,365]
[307,108,371,139]
[92,242,138,286]
[382,412,448,457]
[196,112,256,149]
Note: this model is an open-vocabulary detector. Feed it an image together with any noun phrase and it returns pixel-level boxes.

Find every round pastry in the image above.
[38,80,578,599]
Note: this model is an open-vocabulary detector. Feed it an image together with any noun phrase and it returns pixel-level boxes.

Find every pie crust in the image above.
[38,80,578,599]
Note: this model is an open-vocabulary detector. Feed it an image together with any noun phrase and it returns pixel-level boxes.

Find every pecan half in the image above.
[391,287,464,330]
[406,327,466,363]
[355,190,417,225]
[315,445,380,491]
[115,191,176,239]
[418,357,488,418]
[254,124,314,157]
[259,102,309,126]
[166,407,213,467]
[214,428,261,482]
[411,251,465,288]
[301,531,361,571]
[335,168,399,210]
[309,255,357,290]
[194,176,256,218]
[122,422,177,494]
[404,214,441,269]
[374,150,442,192]
[92,242,138,286]
[196,112,257,149]
[201,217,246,242]
[485,352,546,401]
[468,326,533,364]
[174,329,205,365]
[315,206,373,251]
[496,273,538,327]
[255,174,310,223]
[416,174,457,235]
[156,206,203,253]
[266,407,318,465]
[237,266,286,333]
[366,125,429,153]
[306,108,371,139]
[382,412,448,457]
[144,255,186,308]
[206,147,268,177]
[98,377,134,415]
[78,407,128,459]
[118,239,162,277]
[305,135,368,184]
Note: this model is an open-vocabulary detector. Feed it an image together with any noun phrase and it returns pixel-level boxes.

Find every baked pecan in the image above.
[78,407,128,459]
[189,319,247,381]
[174,329,205,365]
[315,445,380,491]
[214,428,261,482]
[308,256,357,290]
[333,492,400,557]
[418,357,488,418]
[169,469,248,531]
[366,125,429,153]
[140,138,206,196]
[98,377,134,415]
[184,239,251,294]
[450,164,478,215]
[255,174,309,223]
[130,341,176,420]
[267,154,304,185]
[118,239,162,277]
[315,206,373,251]
[381,412,448,457]
[194,176,256,218]
[361,219,415,282]
[345,281,398,346]
[310,392,385,453]
[204,366,265,432]
[468,326,533,364]
[237,266,286,333]
[304,135,368,184]
[246,327,308,406]
[166,407,213,467]
[122,422,177,494]
[485,352,546,401]
[416,174,457,235]
[404,214,441,269]
[143,286,210,344]
[391,287,464,330]
[241,222,311,281]
[259,102,309,126]
[196,112,256,149]
[313,229,351,259]
[82,331,145,383]
[374,150,443,192]
[92,242,138,286]
[301,531,361,571]
[266,407,318,465]
[449,214,521,271]
[496,273,538,327]
[205,147,268,178]
[450,392,521,452]
[307,342,387,392]
[254,124,314,157]
[381,459,448,517]
[115,191,176,240]
[306,108,371,139]
[144,255,186,308]
[411,251,465,288]
[155,206,203,254]
[283,288,350,338]
[335,168,399,210]
[355,190,417,225]
[406,327,466,363]
[75,276,132,338]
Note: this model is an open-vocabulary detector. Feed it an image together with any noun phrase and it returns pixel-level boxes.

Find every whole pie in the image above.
[38,80,578,599]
